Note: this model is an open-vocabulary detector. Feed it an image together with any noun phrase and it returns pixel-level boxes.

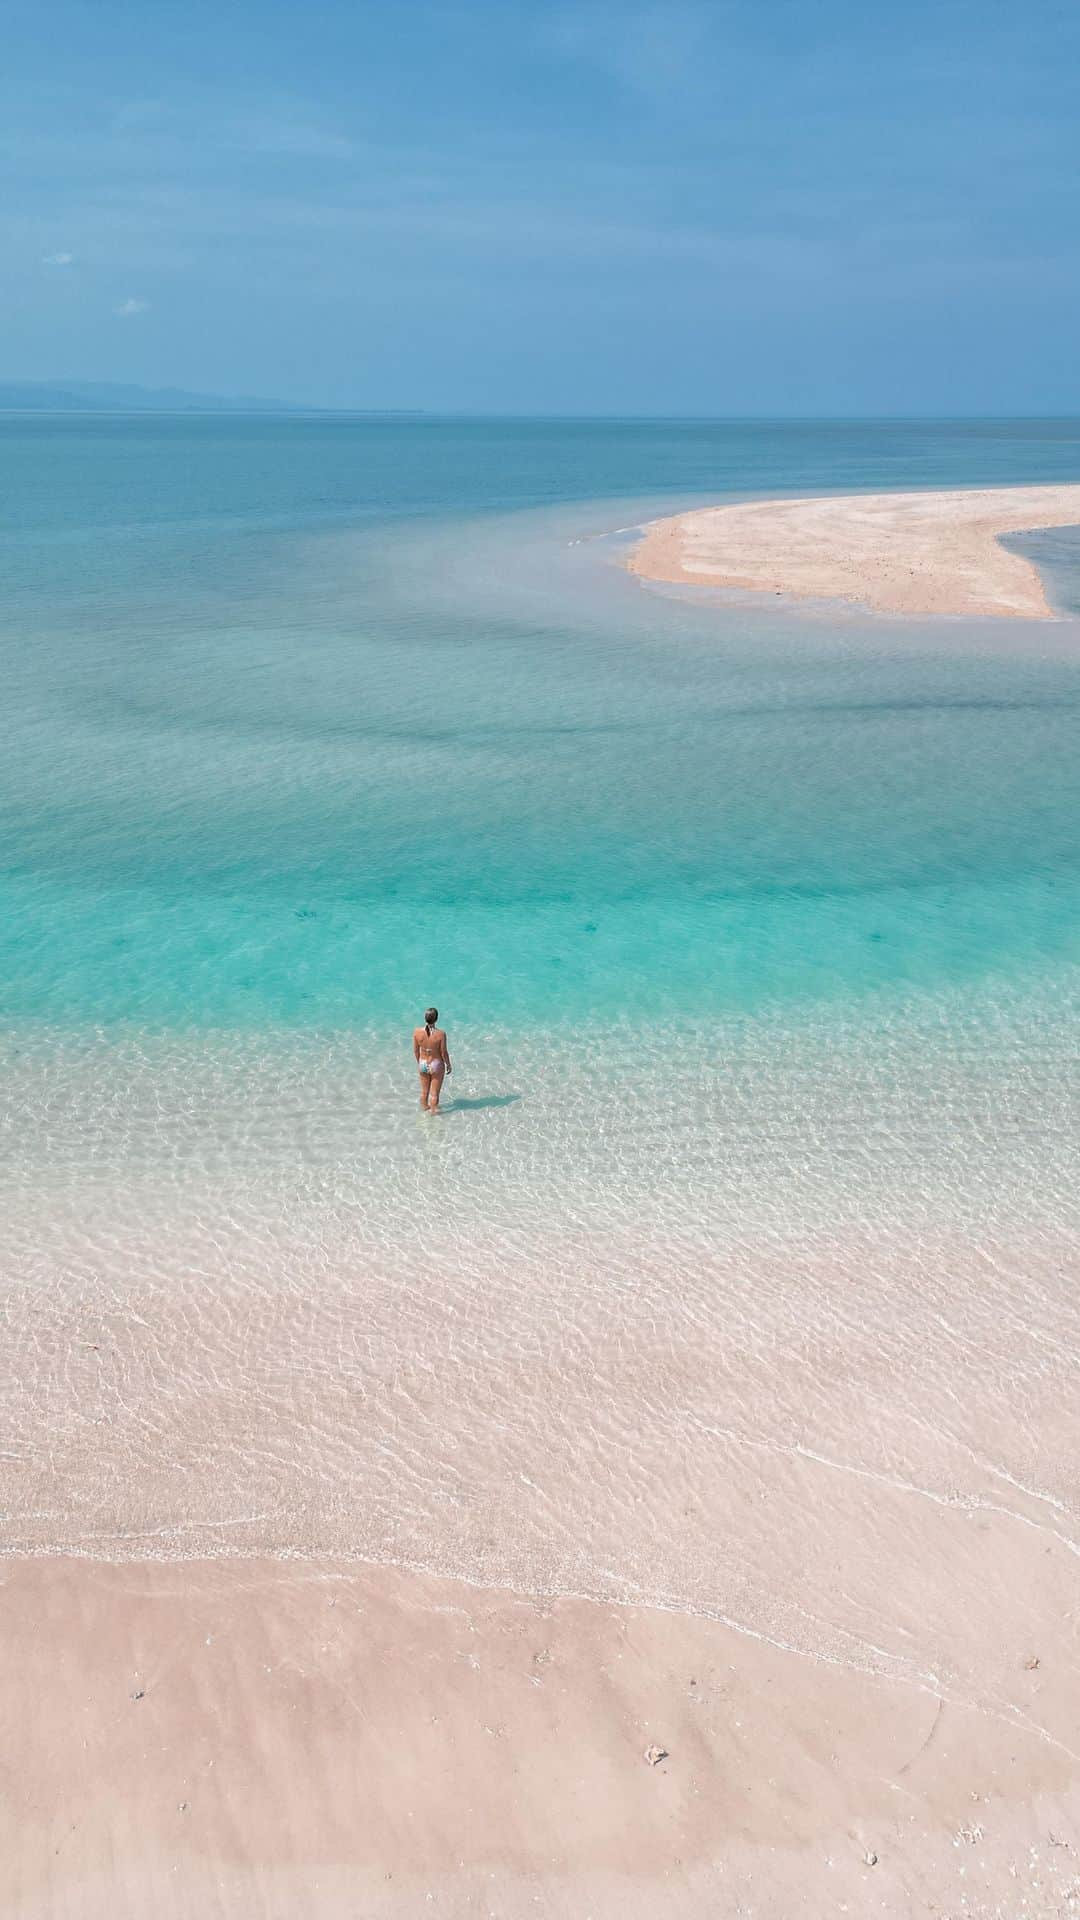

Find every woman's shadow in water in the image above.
[444,1092,522,1114]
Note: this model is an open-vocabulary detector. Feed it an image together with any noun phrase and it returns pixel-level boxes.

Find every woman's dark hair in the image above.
[424,1006,438,1034]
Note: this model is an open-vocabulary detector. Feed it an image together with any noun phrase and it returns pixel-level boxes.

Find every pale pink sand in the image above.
[2,1556,1078,1919]
[628,483,1080,618]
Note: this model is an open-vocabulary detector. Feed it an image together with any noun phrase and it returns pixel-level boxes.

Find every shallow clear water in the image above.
[4,416,1080,1030]
[2,417,1080,1697]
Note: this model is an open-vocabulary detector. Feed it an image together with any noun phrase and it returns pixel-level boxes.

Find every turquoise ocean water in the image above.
[2,419,1079,1687]
[3,414,1080,1031]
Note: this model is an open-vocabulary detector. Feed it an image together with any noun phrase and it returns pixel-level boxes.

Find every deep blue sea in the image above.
[2,418,1079,1668]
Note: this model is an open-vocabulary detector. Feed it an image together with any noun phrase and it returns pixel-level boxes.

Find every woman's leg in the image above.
[418,1068,430,1109]
[427,1062,445,1110]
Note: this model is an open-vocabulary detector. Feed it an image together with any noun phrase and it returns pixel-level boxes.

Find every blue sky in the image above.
[4,0,1078,412]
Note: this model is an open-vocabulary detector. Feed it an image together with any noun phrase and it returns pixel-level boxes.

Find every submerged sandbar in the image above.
[628,482,1080,618]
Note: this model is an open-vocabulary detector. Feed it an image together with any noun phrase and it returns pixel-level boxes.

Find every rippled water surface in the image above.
[3,416,1080,1700]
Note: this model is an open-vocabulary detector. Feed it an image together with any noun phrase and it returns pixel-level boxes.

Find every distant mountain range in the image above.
[0,382,423,415]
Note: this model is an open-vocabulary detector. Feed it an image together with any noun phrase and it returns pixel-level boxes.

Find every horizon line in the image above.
[2,406,1080,424]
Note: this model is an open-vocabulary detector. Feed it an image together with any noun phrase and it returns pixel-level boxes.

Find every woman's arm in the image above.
[441,1033,452,1074]
[413,1029,421,1062]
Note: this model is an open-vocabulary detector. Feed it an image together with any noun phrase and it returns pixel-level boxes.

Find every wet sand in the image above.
[627,483,1080,617]
[3,1555,1078,1920]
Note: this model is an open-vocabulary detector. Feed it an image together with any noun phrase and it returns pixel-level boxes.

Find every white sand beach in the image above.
[3,1555,1079,1920]
[628,483,1080,617]
[4,1003,1080,1915]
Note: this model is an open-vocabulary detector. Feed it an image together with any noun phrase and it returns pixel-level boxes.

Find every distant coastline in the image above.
[0,380,425,416]
[627,482,1080,619]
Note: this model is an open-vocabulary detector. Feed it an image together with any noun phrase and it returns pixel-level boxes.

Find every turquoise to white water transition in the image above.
[3,419,1080,1700]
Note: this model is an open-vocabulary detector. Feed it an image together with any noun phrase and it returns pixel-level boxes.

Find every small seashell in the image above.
[643,1743,669,1766]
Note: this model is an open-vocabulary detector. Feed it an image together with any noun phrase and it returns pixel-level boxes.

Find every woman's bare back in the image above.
[414,1024,447,1061]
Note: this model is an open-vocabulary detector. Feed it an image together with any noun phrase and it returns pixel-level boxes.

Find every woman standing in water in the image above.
[414,1007,452,1111]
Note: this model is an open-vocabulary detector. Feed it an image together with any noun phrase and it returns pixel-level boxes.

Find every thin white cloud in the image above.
[114,296,150,316]
[111,98,170,134]
[537,2,709,101]
[231,114,355,160]
[43,250,74,265]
